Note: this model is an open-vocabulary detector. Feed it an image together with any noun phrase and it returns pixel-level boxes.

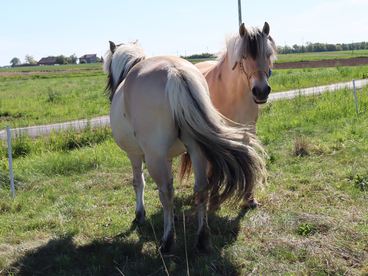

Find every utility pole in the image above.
[238,0,243,26]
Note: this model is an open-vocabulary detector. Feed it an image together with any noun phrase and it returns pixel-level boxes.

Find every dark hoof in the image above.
[242,198,260,210]
[132,210,146,225]
[196,226,211,254]
[209,196,221,212]
[159,231,175,254]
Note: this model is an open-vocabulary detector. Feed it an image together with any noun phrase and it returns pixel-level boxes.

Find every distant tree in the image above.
[292,44,301,53]
[326,44,337,51]
[10,57,21,67]
[181,53,216,59]
[25,55,37,65]
[56,55,67,64]
[68,54,78,64]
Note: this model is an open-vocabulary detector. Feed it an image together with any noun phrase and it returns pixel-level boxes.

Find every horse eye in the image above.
[268,68,272,77]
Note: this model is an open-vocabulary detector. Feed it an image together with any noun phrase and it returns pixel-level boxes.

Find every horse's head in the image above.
[233,22,277,104]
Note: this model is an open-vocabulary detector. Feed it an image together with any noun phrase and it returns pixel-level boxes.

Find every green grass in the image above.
[0,88,367,275]
[269,65,368,91]
[1,62,368,129]
[187,49,368,64]
[0,63,101,73]
[0,73,108,129]
[276,49,368,63]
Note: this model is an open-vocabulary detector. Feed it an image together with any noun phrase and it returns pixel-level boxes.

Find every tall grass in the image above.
[269,65,368,91]
[1,126,111,159]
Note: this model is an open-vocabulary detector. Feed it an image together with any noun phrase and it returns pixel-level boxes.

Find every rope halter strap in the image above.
[233,57,271,89]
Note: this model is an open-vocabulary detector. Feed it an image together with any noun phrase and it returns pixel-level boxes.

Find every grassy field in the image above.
[0,67,108,129]
[269,65,368,92]
[187,49,368,64]
[1,62,368,129]
[0,63,101,73]
[275,49,368,63]
[0,87,367,275]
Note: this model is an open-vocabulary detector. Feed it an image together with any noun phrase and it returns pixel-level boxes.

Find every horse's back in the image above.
[196,60,217,76]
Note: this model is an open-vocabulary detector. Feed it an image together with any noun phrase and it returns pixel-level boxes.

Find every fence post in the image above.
[6,127,15,198]
[352,80,359,115]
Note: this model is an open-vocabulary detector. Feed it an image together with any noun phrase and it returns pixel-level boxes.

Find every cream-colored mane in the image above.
[219,26,277,69]
[103,42,146,101]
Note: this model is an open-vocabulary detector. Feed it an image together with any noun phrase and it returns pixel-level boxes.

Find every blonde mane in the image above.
[219,25,277,69]
[103,42,146,102]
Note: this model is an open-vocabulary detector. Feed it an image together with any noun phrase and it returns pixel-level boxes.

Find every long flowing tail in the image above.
[165,65,267,207]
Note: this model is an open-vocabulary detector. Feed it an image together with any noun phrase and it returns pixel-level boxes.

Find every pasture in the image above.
[1,87,367,275]
[1,63,368,129]
[187,49,368,65]
[275,49,368,63]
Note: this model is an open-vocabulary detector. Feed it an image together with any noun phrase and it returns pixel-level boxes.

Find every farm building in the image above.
[38,56,58,66]
[79,54,97,64]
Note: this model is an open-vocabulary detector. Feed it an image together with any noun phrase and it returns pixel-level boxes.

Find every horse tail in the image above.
[166,66,267,208]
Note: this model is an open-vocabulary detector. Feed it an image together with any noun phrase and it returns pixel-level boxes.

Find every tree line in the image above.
[10,54,79,67]
[277,41,368,54]
[181,53,216,59]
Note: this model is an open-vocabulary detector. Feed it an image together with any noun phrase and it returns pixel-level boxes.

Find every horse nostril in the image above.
[266,85,271,95]
[252,87,256,95]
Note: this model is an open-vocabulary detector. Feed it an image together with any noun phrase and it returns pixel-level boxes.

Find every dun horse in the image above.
[103,41,266,252]
[182,22,276,208]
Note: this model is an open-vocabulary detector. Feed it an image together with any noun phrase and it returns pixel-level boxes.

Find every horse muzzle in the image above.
[252,85,271,104]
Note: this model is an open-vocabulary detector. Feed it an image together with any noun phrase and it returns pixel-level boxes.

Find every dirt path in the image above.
[274,57,368,69]
[1,79,367,140]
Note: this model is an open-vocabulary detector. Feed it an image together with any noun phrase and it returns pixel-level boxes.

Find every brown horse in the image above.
[182,22,276,208]
[104,41,266,253]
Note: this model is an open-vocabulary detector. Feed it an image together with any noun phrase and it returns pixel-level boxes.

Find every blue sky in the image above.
[1,0,368,66]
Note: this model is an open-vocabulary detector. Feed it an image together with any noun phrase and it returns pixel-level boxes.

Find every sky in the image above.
[1,0,368,66]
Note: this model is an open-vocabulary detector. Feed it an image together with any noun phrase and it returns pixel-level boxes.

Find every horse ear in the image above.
[262,22,270,36]
[239,23,247,37]
[109,41,116,53]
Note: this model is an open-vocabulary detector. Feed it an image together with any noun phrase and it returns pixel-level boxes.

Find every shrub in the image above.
[12,136,31,158]
[297,223,316,236]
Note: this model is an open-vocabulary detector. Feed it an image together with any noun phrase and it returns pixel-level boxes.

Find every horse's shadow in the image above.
[6,196,251,276]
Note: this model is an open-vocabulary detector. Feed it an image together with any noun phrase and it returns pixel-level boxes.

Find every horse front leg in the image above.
[129,155,146,224]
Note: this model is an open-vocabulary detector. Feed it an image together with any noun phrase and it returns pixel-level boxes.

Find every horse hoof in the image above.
[159,231,175,254]
[242,198,260,209]
[208,197,221,212]
[196,226,211,254]
[133,210,146,225]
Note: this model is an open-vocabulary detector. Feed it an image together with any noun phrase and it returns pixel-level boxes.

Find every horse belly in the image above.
[168,139,186,158]
[110,89,143,155]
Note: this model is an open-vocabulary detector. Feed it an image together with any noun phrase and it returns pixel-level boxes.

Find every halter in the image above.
[233,57,271,89]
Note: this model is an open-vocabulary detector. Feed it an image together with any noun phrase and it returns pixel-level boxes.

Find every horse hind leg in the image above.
[129,155,146,225]
[145,154,175,254]
[242,193,259,209]
[182,134,211,252]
